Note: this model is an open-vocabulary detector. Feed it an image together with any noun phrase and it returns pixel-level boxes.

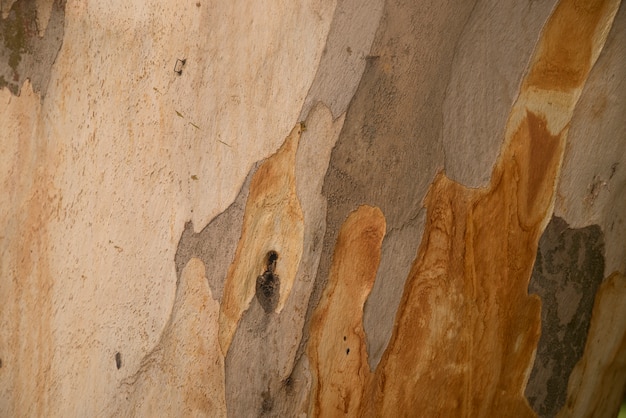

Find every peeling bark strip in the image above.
[309,205,385,417]
[557,272,626,418]
[308,0,621,416]
[222,105,345,418]
[309,206,386,416]
[219,124,305,355]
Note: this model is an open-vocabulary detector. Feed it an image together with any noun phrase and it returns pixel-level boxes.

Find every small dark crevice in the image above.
[256,251,280,314]
[260,390,274,415]
[115,352,122,370]
[282,375,294,395]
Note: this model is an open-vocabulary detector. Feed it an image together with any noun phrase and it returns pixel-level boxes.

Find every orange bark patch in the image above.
[364,176,475,416]
[219,124,305,354]
[307,0,621,416]
[524,0,614,91]
[308,205,385,417]
[507,110,565,228]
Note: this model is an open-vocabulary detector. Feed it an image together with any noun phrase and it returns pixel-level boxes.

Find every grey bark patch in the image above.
[0,0,65,96]
[299,0,384,120]
[224,299,274,417]
[174,163,258,302]
[525,216,605,417]
[364,208,425,369]
[224,297,311,418]
[441,0,558,188]
[298,0,476,376]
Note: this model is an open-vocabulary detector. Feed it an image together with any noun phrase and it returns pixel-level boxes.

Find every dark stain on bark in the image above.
[115,352,122,370]
[525,215,605,417]
[0,0,66,97]
[260,390,274,415]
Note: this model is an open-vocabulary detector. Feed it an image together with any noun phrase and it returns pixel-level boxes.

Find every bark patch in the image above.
[525,216,605,417]
[0,0,65,96]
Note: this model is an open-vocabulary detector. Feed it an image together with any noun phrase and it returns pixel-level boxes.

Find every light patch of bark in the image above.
[110,258,225,417]
[557,271,626,418]
[219,124,305,355]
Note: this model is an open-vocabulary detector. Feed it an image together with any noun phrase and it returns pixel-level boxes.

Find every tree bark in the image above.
[1,0,625,416]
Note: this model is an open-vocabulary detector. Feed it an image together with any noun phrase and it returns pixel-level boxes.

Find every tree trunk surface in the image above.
[1,0,625,416]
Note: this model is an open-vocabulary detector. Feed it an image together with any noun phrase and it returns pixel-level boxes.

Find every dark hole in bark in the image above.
[256,251,280,313]
[283,375,295,395]
[266,250,278,271]
[115,352,122,370]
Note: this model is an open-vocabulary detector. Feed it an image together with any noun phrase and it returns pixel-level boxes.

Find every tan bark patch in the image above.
[219,124,305,354]
[0,82,57,416]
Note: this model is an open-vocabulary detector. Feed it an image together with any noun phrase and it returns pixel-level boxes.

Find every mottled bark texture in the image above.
[1,0,624,416]
[526,217,605,417]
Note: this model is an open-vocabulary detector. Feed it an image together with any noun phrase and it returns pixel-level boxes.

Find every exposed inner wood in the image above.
[557,271,626,418]
[308,0,621,415]
[218,124,305,355]
[308,205,385,416]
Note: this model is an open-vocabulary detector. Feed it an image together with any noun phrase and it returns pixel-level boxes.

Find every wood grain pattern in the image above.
[557,271,626,418]
[0,82,56,416]
[309,205,385,417]
[308,0,621,416]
